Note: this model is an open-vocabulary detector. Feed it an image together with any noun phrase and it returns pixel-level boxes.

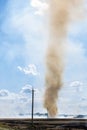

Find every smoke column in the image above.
[44,0,84,117]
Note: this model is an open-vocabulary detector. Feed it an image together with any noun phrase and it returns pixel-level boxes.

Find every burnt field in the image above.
[0,118,87,130]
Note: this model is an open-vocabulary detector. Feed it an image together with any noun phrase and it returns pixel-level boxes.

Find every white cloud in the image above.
[70,81,83,87]
[58,80,87,115]
[30,0,48,15]
[20,84,32,95]
[0,89,9,97]
[18,64,40,75]
[0,82,87,117]
[1,0,46,65]
[69,80,83,92]
[20,84,39,96]
[0,84,44,117]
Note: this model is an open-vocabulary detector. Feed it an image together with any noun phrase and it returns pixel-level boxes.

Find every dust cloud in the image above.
[44,0,84,117]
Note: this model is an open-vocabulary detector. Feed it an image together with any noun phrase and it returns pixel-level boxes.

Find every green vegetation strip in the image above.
[0,127,13,130]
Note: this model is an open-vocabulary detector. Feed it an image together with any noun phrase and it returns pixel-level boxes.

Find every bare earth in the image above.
[0,118,87,130]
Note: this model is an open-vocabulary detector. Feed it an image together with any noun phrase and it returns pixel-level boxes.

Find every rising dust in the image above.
[44,0,84,117]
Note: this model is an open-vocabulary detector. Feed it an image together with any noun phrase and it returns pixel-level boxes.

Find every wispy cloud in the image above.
[1,0,46,64]
[69,80,83,92]
[58,80,87,115]
[30,0,48,15]
[20,84,32,95]
[65,40,87,81]
[70,81,83,87]
[20,84,39,95]
[0,89,9,97]
[0,0,46,92]
[17,64,40,75]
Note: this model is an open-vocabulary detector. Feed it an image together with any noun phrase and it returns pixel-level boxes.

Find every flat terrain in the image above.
[0,118,87,130]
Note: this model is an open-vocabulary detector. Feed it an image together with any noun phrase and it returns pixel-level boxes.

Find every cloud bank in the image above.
[0,84,44,118]
[0,81,87,117]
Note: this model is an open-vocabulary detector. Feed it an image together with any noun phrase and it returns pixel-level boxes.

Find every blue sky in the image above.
[0,0,87,117]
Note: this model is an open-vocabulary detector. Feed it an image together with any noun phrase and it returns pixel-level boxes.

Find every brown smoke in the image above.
[44,0,84,117]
